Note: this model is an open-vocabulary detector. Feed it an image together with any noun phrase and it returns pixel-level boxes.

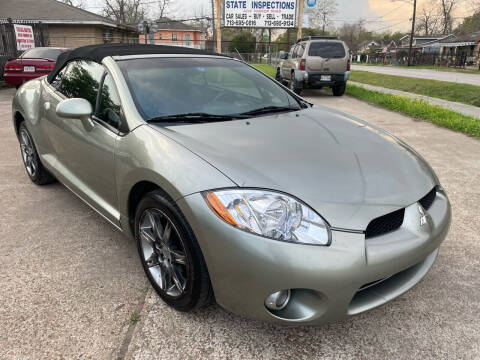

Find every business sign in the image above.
[13,24,35,51]
[224,0,297,28]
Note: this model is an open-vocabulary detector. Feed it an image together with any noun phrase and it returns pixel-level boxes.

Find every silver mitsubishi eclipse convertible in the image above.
[12,44,451,325]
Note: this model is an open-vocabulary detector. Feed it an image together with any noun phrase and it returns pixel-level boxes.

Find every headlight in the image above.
[202,189,331,246]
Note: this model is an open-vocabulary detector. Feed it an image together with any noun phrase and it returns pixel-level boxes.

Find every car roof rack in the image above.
[296,36,339,43]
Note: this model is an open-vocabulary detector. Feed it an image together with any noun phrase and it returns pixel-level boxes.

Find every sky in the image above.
[82,0,474,33]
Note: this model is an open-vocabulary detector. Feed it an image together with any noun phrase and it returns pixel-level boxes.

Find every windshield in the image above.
[308,42,346,58]
[21,48,64,60]
[118,57,300,120]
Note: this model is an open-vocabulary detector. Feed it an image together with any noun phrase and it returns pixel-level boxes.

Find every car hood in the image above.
[152,106,437,230]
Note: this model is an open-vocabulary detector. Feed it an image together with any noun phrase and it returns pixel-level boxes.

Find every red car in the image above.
[3,47,68,88]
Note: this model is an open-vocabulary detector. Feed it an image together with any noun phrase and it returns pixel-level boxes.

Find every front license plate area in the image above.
[320,75,332,81]
[23,66,35,72]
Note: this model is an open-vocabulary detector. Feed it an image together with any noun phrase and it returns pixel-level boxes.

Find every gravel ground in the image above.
[351,64,480,86]
[0,88,479,359]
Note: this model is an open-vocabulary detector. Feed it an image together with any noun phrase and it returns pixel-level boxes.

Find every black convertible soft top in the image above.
[47,43,225,83]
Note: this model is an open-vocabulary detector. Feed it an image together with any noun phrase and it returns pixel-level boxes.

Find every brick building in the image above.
[139,18,206,49]
[1,0,138,49]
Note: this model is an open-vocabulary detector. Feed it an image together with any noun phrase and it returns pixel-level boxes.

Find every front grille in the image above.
[365,208,405,238]
[419,187,437,210]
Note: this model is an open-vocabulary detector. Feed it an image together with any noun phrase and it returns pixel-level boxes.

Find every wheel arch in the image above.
[127,180,165,236]
[13,111,25,137]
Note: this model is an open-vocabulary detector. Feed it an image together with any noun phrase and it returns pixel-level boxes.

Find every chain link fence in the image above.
[356,52,480,70]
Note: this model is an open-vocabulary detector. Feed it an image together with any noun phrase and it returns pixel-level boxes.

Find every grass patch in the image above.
[350,70,480,107]
[346,84,480,138]
[251,64,275,78]
[129,312,141,325]
[353,62,480,75]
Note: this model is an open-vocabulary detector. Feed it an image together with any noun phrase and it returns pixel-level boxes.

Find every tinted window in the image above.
[21,48,64,60]
[295,43,305,58]
[118,57,299,120]
[97,74,123,129]
[290,45,298,59]
[308,42,346,58]
[58,60,104,108]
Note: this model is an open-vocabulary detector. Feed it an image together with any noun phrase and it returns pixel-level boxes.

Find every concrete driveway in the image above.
[351,64,480,86]
[1,87,479,360]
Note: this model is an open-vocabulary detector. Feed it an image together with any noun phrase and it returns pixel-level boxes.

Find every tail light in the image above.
[299,59,306,71]
[36,63,55,72]
[347,59,351,71]
[4,64,22,72]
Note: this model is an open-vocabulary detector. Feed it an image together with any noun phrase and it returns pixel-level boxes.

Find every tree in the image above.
[59,0,86,9]
[454,11,480,34]
[308,0,338,35]
[437,0,456,34]
[416,2,441,36]
[103,0,148,24]
[337,20,372,51]
[228,31,256,53]
[157,0,171,19]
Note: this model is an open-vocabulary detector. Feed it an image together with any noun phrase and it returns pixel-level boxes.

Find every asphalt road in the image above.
[1,87,479,360]
[351,64,480,86]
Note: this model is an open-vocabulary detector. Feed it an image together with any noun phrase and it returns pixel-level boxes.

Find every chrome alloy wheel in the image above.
[139,208,189,298]
[20,128,37,178]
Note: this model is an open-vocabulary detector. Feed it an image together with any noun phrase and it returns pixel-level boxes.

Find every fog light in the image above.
[265,290,291,311]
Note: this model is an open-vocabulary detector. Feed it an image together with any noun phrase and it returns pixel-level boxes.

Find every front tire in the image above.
[19,123,56,185]
[135,190,213,311]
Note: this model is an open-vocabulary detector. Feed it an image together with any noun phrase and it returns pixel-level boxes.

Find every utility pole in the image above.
[407,0,417,67]
[297,0,304,40]
[215,0,222,53]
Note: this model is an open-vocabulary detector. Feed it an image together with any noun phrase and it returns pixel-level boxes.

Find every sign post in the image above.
[13,24,35,51]
[297,0,304,40]
[216,0,222,53]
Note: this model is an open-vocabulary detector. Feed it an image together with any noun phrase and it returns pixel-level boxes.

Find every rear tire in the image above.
[290,72,303,95]
[19,123,56,185]
[332,82,346,96]
[135,190,214,312]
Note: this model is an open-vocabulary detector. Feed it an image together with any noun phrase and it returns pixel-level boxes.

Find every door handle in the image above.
[44,102,50,111]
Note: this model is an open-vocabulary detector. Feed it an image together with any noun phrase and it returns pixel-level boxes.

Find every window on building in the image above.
[172,34,177,42]
[158,33,162,40]
[185,34,191,46]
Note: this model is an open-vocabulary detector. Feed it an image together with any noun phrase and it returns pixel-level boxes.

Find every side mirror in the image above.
[56,98,92,120]
[56,98,94,131]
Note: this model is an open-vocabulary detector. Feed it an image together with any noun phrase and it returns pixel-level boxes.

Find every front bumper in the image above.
[177,189,451,325]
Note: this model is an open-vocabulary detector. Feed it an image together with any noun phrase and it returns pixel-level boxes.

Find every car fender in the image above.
[12,78,43,137]
[114,124,237,233]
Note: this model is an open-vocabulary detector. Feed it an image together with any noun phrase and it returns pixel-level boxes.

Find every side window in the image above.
[57,60,104,109]
[291,45,298,59]
[288,46,295,59]
[296,43,306,58]
[97,73,123,130]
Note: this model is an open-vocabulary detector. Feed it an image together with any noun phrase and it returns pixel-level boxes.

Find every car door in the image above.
[41,60,121,226]
[282,45,296,80]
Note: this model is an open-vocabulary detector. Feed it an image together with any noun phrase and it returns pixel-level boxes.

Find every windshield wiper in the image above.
[147,112,247,123]
[238,106,299,117]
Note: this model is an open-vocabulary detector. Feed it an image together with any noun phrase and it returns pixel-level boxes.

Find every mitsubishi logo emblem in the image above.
[418,205,427,227]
